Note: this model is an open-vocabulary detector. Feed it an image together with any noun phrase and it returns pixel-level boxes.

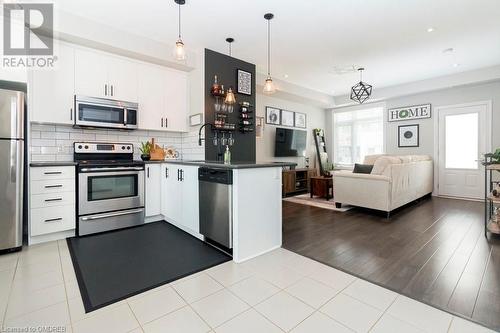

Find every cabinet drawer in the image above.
[30,179,75,195]
[31,205,75,236]
[31,192,75,209]
[30,166,75,181]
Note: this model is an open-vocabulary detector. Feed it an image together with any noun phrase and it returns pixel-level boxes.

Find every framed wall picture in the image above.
[281,110,295,127]
[295,112,306,128]
[398,124,419,147]
[237,69,252,95]
[266,107,281,125]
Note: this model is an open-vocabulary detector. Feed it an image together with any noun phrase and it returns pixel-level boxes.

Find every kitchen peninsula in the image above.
[145,160,295,263]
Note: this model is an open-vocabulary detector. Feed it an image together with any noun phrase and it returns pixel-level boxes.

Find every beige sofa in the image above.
[333,155,433,215]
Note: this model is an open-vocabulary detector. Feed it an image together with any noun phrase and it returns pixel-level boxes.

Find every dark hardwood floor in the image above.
[282,197,500,331]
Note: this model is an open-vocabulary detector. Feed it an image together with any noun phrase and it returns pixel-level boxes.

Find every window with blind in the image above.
[333,107,384,167]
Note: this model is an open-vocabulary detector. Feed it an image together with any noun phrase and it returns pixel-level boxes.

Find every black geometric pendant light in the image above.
[350,68,372,104]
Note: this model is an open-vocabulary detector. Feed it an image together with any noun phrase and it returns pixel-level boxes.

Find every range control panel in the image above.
[73,142,134,154]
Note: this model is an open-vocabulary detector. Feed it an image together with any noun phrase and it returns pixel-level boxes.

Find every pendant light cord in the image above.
[267,19,271,76]
[178,3,181,39]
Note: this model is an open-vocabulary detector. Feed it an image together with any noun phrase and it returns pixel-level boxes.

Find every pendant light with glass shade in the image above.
[263,13,276,94]
[223,37,236,112]
[173,0,186,61]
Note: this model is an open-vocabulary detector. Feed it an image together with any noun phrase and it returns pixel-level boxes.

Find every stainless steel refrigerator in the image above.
[0,88,24,252]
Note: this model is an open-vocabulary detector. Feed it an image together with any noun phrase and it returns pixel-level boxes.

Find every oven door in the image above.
[75,99,126,129]
[78,167,144,216]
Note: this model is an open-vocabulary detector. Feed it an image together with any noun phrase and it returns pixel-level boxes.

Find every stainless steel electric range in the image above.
[74,142,145,236]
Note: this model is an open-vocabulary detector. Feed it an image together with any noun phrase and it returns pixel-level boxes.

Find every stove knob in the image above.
[77,145,83,149]
[121,146,126,150]
[126,146,131,150]
[84,145,89,149]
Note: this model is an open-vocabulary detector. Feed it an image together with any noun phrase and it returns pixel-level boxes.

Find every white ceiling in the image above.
[53,0,500,96]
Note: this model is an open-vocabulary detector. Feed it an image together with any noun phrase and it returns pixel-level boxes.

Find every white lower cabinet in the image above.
[145,164,162,217]
[158,163,199,234]
[29,166,76,242]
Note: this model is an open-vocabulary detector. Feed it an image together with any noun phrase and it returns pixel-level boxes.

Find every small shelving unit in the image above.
[484,159,500,238]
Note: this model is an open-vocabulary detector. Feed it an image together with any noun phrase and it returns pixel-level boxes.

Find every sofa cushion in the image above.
[371,156,402,175]
[363,154,386,165]
[353,163,374,174]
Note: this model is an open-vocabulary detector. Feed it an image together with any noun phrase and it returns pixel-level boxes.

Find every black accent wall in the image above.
[204,49,256,162]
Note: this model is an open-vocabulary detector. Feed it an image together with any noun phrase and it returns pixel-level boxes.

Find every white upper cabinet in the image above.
[164,68,188,132]
[30,43,75,125]
[74,48,109,98]
[74,48,138,102]
[107,56,138,102]
[138,63,167,131]
[137,63,188,132]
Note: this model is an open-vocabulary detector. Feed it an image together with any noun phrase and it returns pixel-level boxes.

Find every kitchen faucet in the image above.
[198,123,214,146]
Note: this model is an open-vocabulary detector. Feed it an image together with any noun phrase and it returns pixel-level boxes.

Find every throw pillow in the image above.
[353,163,374,174]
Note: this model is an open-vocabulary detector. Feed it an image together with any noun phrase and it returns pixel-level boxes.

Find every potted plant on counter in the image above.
[139,141,152,161]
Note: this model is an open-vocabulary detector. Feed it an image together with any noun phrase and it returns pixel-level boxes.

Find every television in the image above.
[274,128,307,157]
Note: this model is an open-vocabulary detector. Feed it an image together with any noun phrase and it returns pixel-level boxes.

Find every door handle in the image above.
[81,208,144,221]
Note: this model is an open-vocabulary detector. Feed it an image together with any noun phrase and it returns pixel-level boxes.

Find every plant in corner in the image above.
[139,141,152,161]
[482,148,500,167]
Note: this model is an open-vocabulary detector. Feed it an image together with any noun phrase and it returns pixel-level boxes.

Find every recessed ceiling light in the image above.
[427,27,435,33]
[453,63,460,67]
[283,74,289,78]
[443,47,454,54]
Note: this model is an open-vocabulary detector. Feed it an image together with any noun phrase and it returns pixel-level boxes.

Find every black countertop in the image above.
[30,161,78,167]
[144,160,297,169]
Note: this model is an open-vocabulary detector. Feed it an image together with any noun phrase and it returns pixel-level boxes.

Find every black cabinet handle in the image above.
[165,167,169,178]
[45,184,63,188]
[180,169,184,181]
[147,167,150,178]
[45,198,63,202]
[177,169,180,181]
[44,218,62,223]
[44,171,62,175]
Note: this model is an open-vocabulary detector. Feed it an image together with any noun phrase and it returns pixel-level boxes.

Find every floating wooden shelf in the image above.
[486,164,500,170]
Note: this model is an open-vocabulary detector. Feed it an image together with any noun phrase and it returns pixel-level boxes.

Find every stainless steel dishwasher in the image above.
[199,167,233,249]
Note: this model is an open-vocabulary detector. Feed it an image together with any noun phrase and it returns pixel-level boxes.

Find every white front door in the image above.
[437,102,490,199]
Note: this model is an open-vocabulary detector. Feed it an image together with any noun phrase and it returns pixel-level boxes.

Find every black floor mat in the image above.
[67,221,231,312]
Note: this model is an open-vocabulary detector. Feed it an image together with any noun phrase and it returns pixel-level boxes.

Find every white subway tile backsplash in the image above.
[31,139,56,147]
[31,124,56,132]
[29,124,204,162]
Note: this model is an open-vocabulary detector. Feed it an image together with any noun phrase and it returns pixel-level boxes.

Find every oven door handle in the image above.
[80,167,144,172]
[80,208,144,221]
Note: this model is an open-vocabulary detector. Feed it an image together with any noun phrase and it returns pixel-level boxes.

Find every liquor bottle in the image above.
[210,75,221,96]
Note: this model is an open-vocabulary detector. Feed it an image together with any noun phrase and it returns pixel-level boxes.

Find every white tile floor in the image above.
[0,240,496,333]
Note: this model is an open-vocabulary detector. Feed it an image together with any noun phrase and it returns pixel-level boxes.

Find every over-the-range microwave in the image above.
[74,95,138,130]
